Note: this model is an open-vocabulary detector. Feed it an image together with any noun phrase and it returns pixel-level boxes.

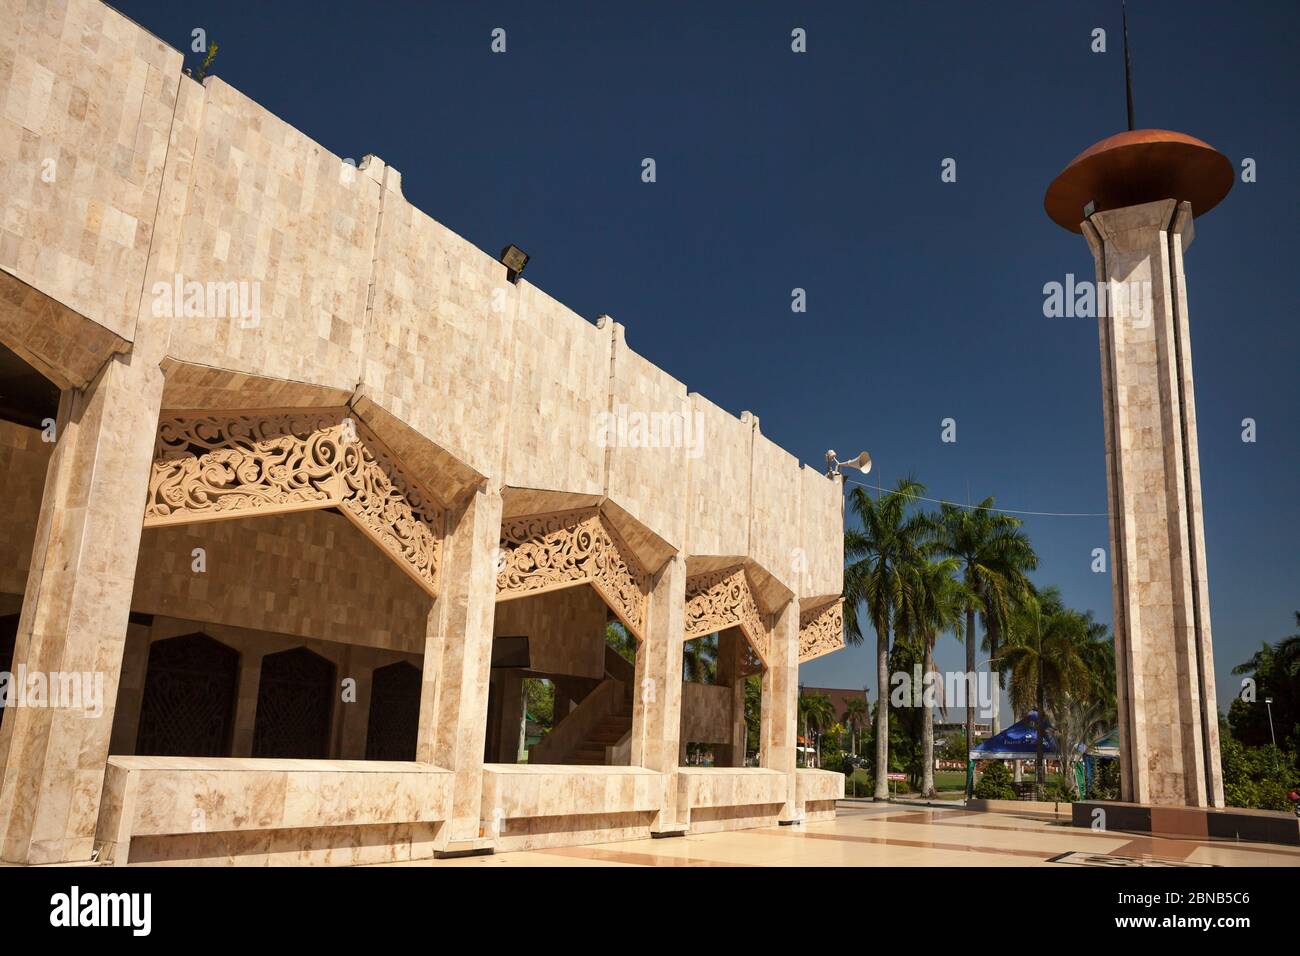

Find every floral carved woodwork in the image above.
[685,566,771,666]
[144,409,444,595]
[496,508,650,639]
[798,599,845,663]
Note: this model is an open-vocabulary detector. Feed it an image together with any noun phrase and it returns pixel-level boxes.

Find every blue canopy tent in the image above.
[965,711,1059,797]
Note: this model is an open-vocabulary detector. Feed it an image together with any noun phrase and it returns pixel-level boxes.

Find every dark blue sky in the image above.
[113,1,1298,715]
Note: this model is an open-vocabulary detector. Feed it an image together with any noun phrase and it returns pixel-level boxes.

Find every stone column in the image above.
[0,352,165,864]
[336,647,371,760]
[0,69,202,863]
[494,670,525,764]
[417,483,502,855]
[1083,198,1223,807]
[715,628,748,768]
[761,599,799,820]
[631,552,686,832]
[230,650,265,758]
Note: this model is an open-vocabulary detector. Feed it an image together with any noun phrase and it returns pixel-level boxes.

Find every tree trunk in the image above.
[1035,661,1046,799]
[965,603,976,761]
[922,637,936,798]
[988,614,1002,735]
[873,613,890,800]
[803,715,809,769]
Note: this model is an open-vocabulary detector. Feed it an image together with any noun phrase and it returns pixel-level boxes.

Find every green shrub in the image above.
[973,761,1015,800]
[819,749,846,774]
[1088,760,1121,800]
[1221,736,1299,811]
[1043,781,1076,803]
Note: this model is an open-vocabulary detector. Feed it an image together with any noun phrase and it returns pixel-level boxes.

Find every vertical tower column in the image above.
[418,483,502,854]
[761,599,799,821]
[631,552,686,832]
[1082,198,1223,807]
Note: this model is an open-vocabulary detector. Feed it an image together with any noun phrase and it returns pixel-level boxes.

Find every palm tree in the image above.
[935,499,1037,758]
[799,691,835,768]
[1229,611,1300,768]
[743,675,763,762]
[605,621,637,664]
[843,695,869,757]
[898,556,969,797]
[682,633,717,683]
[1052,611,1115,797]
[998,586,1091,796]
[844,477,932,799]
[976,528,1037,736]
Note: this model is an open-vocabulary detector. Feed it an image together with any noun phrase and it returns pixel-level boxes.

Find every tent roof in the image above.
[969,711,1058,759]
[1088,726,1120,757]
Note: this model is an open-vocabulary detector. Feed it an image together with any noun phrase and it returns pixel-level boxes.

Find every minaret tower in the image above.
[1044,3,1229,807]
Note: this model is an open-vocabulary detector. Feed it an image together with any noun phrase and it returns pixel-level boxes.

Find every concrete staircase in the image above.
[531,646,636,766]
[569,709,634,765]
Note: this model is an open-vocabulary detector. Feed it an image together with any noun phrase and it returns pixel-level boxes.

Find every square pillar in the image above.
[631,552,686,832]
[335,646,371,760]
[761,599,799,821]
[492,670,526,764]
[1084,198,1223,807]
[230,650,265,758]
[0,352,164,863]
[417,483,502,854]
[715,628,748,768]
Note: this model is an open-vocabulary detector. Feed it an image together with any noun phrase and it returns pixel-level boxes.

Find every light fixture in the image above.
[825,449,872,478]
[500,244,529,282]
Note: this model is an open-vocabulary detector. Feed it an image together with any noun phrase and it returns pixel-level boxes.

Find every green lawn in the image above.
[838,767,1071,800]
[841,768,968,797]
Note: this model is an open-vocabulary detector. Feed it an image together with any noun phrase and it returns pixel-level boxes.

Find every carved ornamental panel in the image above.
[684,565,771,666]
[798,599,845,663]
[144,409,444,595]
[496,508,650,639]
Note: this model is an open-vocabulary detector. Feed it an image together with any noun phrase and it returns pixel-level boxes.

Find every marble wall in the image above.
[0,0,846,864]
[0,0,181,385]
[132,511,433,654]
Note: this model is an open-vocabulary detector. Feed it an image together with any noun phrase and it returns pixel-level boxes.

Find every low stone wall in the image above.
[796,769,845,821]
[95,756,453,866]
[678,768,787,832]
[966,797,1071,818]
[480,764,664,852]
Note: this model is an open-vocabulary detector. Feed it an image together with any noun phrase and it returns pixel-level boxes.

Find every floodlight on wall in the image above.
[825,449,872,478]
[500,244,529,283]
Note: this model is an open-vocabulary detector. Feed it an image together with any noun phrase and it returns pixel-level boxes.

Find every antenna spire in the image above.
[1122,0,1136,130]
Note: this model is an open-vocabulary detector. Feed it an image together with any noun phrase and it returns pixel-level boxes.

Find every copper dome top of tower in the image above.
[1044,129,1233,233]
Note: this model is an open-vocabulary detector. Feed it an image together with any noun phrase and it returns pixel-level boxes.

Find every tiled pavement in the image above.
[384,803,1300,867]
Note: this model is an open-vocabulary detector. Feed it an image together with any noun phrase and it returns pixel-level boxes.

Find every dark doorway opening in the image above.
[135,632,239,757]
[365,661,421,761]
[252,647,335,759]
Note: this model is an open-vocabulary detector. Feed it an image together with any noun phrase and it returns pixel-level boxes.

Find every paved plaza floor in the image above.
[387,802,1300,867]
